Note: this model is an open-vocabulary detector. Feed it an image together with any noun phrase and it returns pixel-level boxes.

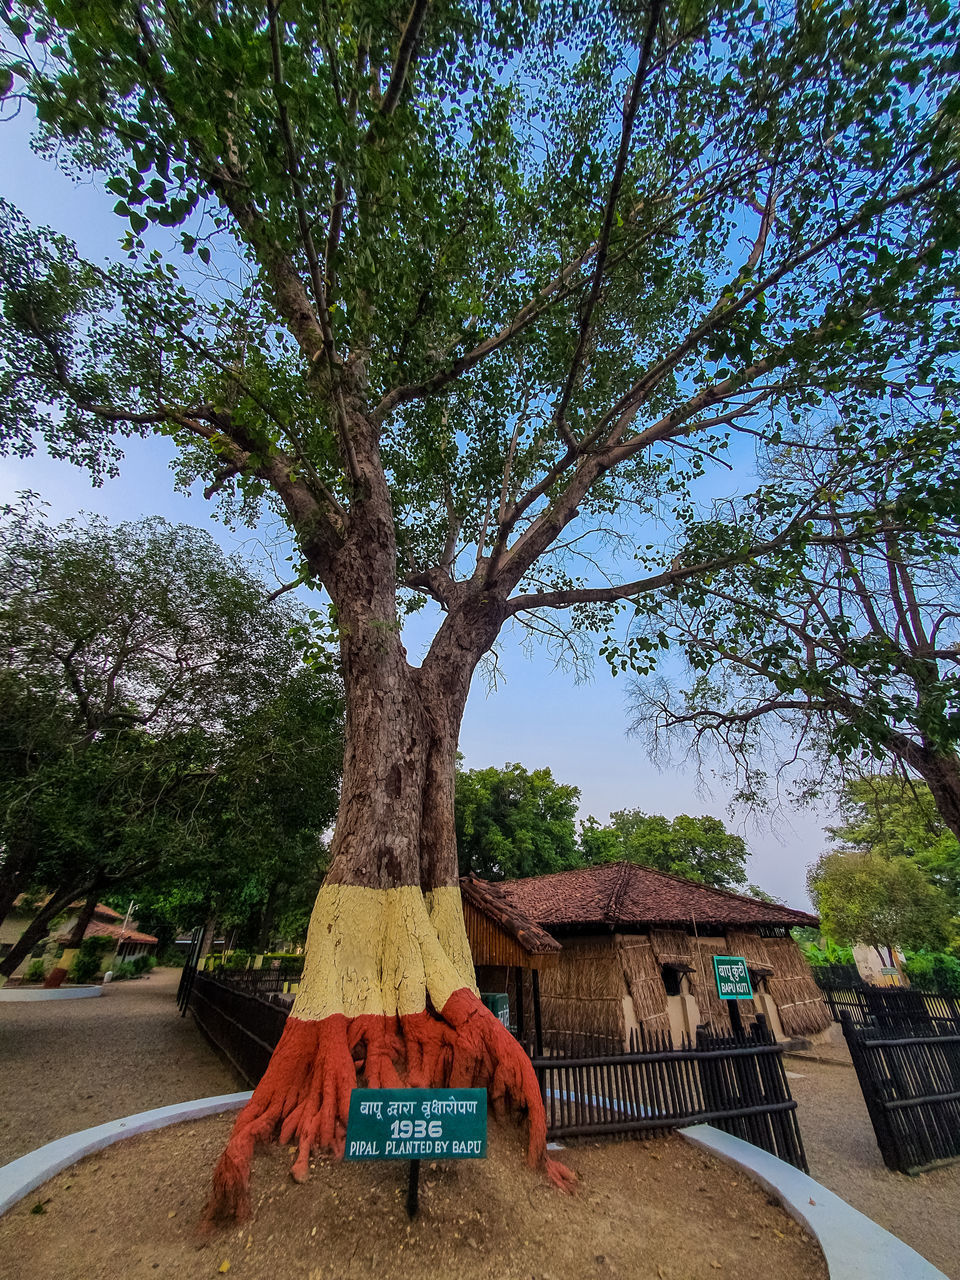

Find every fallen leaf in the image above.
[167,1210,177,1219]
[218,1261,231,1274]
[808,1197,816,1205]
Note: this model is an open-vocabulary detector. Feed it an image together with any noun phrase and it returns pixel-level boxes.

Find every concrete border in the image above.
[0,986,102,1002]
[0,1091,253,1217]
[682,1124,947,1279]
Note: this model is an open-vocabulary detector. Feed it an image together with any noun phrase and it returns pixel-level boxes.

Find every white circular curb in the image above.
[681,1125,948,1279]
[0,986,102,1001]
[0,1091,253,1217]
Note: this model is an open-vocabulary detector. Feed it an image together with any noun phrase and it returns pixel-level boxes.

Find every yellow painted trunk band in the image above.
[291,884,478,1022]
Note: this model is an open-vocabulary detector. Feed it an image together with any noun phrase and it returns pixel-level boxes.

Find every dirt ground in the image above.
[0,1114,825,1280]
[0,967,237,1164]
[786,1053,960,1278]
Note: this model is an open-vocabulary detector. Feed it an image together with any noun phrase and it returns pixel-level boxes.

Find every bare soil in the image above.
[0,1113,825,1280]
[786,1053,960,1278]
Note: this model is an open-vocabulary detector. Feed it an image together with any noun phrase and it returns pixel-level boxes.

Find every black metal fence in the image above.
[841,1011,960,1174]
[189,971,289,1083]
[201,962,305,996]
[185,969,806,1170]
[813,975,960,1033]
[531,1019,807,1170]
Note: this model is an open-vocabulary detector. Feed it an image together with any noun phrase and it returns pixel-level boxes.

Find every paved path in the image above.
[786,1053,960,1278]
[0,968,236,1166]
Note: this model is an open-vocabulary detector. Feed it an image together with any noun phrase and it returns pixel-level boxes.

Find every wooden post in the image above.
[532,967,543,1057]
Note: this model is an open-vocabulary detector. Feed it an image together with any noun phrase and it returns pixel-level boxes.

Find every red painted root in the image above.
[203,989,575,1226]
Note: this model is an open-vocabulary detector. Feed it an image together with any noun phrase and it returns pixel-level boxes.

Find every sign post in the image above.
[712,955,753,1039]
[345,1087,488,1218]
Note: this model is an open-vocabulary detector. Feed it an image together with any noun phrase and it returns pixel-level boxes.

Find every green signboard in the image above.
[480,991,511,1028]
[712,955,753,1000]
[345,1088,487,1161]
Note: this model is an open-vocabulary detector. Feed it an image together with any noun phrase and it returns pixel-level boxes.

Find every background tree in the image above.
[629,443,960,834]
[455,762,580,880]
[826,774,960,907]
[0,505,343,976]
[1,0,958,1219]
[579,809,749,890]
[807,848,955,960]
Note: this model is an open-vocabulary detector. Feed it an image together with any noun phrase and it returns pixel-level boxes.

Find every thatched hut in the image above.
[461,863,830,1048]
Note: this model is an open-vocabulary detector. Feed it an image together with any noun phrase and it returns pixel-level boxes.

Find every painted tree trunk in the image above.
[0,885,82,980]
[206,580,571,1221]
[43,888,99,988]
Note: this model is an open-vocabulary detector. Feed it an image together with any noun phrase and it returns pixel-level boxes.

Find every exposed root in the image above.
[203,989,575,1226]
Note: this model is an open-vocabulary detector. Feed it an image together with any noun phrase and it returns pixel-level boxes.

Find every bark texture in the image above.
[205,401,571,1223]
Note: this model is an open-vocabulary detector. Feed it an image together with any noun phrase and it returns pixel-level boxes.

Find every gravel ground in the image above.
[0,967,237,1165]
[786,1052,960,1278]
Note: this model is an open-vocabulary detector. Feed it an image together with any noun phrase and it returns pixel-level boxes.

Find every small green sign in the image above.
[345,1088,487,1161]
[712,955,753,1000]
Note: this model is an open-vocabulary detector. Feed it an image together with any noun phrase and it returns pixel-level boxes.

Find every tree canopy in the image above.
[807,848,955,956]
[580,808,749,889]
[0,506,344,972]
[827,774,960,907]
[0,0,957,657]
[455,762,580,880]
[628,451,960,835]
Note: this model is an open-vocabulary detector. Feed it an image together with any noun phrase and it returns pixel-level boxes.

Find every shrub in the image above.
[111,960,137,980]
[902,950,960,996]
[25,958,46,982]
[223,949,252,971]
[130,954,156,974]
[69,936,114,983]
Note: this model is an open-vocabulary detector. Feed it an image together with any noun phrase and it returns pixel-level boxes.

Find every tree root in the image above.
[203,988,574,1226]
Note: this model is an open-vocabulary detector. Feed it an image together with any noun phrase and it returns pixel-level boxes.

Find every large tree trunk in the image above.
[43,887,99,988]
[205,530,571,1222]
[0,885,83,981]
[913,750,960,845]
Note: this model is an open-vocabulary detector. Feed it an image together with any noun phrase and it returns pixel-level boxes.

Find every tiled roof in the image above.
[489,862,818,931]
[460,875,562,955]
[55,919,158,946]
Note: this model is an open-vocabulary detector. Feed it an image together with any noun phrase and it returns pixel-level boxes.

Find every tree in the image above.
[0,505,343,977]
[807,849,954,959]
[1,0,958,1220]
[628,445,960,836]
[455,763,580,880]
[826,774,960,907]
[129,667,344,952]
[580,810,749,890]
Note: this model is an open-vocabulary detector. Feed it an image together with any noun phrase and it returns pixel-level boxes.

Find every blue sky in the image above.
[0,109,833,909]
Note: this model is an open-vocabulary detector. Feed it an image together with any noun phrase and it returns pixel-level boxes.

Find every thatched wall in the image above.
[689,936,758,1030]
[619,937,670,1034]
[726,931,832,1037]
[649,929,694,966]
[538,934,626,1042]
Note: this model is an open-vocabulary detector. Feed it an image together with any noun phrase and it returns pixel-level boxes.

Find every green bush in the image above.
[130,954,156,974]
[795,936,855,967]
[157,945,186,968]
[902,950,960,996]
[25,958,46,982]
[111,960,137,980]
[223,949,252,970]
[69,936,114,984]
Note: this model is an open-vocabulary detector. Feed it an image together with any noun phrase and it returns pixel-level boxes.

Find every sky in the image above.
[0,110,836,911]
